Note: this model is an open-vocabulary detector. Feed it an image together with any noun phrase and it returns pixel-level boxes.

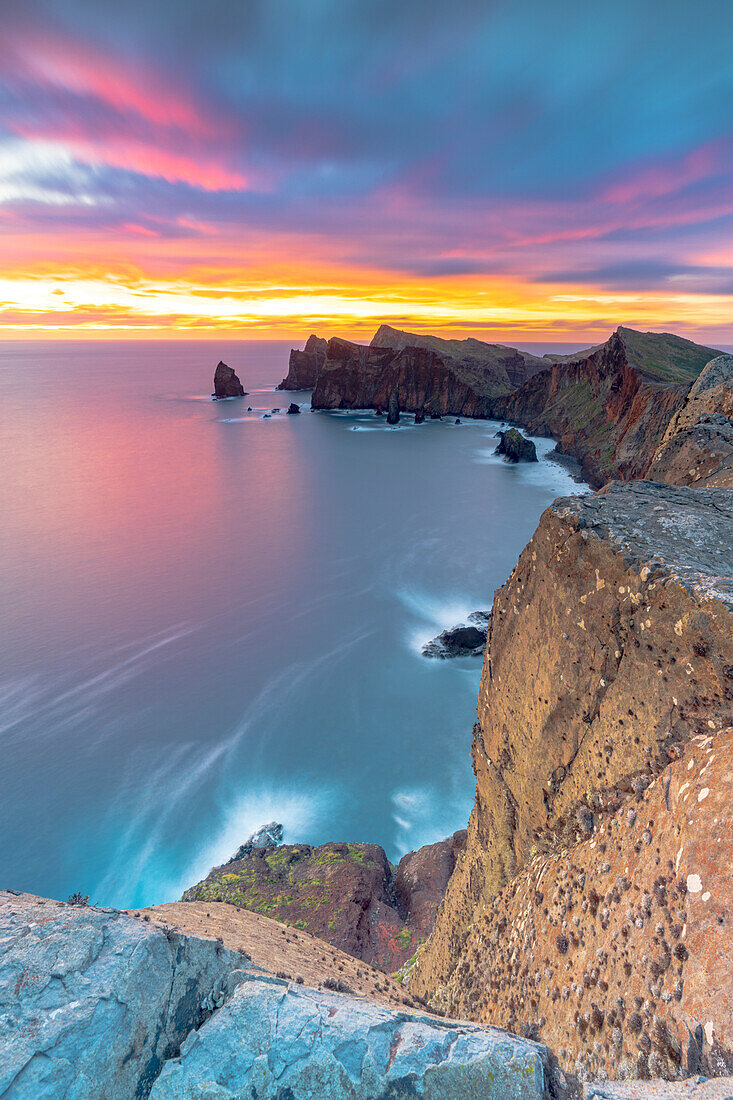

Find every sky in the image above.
[1,0,732,342]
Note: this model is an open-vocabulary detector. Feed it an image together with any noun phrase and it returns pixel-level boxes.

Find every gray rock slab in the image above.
[0,891,250,1099]
[150,976,555,1099]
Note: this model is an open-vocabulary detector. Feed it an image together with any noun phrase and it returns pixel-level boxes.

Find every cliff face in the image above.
[428,727,733,1082]
[371,324,548,389]
[311,338,501,417]
[277,334,328,390]
[183,834,465,973]
[494,328,721,489]
[410,482,733,1078]
[648,355,733,488]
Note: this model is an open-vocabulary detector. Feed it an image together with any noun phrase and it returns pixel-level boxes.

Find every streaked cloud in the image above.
[0,0,732,339]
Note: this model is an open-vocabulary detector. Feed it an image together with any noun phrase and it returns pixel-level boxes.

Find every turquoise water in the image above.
[0,340,586,908]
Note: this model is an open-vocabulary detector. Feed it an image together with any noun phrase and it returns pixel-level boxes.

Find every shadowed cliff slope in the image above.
[494,327,721,488]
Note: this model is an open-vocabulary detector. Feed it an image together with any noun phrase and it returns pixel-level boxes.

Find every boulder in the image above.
[415,409,426,423]
[287,402,301,414]
[149,977,558,1100]
[422,612,490,659]
[495,427,538,462]
[213,361,246,398]
[422,625,486,659]
[0,891,249,1099]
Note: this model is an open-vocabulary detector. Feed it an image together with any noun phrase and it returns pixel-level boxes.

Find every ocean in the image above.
[0,339,588,908]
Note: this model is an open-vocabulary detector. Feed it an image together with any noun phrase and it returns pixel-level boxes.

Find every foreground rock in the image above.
[496,427,538,462]
[428,727,733,1081]
[584,1080,733,1098]
[213,360,246,398]
[287,401,301,414]
[411,481,733,1080]
[422,613,490,658]
[0,891,249,1099]
[129,900,422,1011]
[277,334,328,390]
[149,978,559,1100]
[494,327,720,488]
[183,834,465,972]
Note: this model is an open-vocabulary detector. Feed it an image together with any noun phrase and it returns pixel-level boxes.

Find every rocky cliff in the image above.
[312,338,505,417]
[493,328,721,488]
[410,482,733,1082]
[277,334,329,390]
[183,833,465,973]
[648,355,733,488]
[371,324,548,389]
[425,727,733,1082]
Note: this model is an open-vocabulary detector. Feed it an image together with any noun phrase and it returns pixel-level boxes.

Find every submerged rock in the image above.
[213,361,246,398]
[495,427,538,462]
[149,978,555,1100]
[422,612,490,659]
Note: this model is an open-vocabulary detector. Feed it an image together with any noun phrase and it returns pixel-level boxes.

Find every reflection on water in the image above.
[0,340,586,907]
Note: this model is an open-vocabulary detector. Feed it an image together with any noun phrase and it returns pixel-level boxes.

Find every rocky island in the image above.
[213,360,246,398]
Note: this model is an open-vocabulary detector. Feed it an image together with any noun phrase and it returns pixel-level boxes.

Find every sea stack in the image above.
[213,361,246,398]
[495,427,537,462]
[386,389,400,424]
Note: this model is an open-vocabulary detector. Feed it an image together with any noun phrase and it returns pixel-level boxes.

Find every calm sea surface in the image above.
[1,339,588,908]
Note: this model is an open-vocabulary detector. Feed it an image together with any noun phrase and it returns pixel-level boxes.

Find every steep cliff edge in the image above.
[277,334,329,389]
[494,328,721,488]
[410,483,733,1065]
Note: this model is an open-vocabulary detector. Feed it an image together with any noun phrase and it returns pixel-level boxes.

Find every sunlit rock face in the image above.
[410,481,733,1082]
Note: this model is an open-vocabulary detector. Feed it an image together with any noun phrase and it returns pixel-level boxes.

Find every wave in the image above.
[394,586,481,657]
